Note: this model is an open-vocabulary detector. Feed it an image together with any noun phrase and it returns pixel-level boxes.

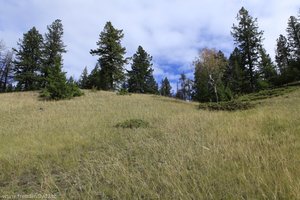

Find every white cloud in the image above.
[0,0,299,83]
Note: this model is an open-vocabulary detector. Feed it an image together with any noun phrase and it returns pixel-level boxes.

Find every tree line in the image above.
[1,7,299,101]
[193,7,300,102]
[81,22,160,95]
[0,19,81,99]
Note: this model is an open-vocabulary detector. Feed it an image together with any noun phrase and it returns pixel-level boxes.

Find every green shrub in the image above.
[117,88,131,96]
[218,86,233,101]
[40,89,51,99]
[68,81,84,97]
[257,80,270,90]
[115,119,149,128]
[40,69,83,100]
[199,100,254,111]
[40,81,83,100]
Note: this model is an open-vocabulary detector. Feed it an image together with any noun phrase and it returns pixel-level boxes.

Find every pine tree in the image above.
[90,22,127,90]
[223,47,244,94]
[13,27,43,90]
[145,74,158,94]
[79,66,89,89]
[160,77,172,96]
[41,19,82,99]
[86,63,101,89]
[127,46,156,94]
[42,19,66,87]
[286,15,300,81]
[231,7,264,92]
[41,59,70,99]
[275,35,290,74]
[67,76,82,97]
[258,48,277,87]
[286,16,300,61]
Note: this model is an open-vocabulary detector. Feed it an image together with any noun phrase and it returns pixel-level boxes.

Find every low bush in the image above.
[199,100,254,111]
[40,82,83,100]
[115,119,149,128]
[116,88,131,96]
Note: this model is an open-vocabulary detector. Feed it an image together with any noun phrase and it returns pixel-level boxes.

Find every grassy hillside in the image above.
[0,88,299,199]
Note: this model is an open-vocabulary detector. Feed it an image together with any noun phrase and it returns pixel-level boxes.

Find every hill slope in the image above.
[0,89,299,199]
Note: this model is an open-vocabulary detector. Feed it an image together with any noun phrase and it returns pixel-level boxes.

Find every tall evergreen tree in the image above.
[127,46,157,94]
[275,34,290,74]
[223,47,244,94]
[231,7,264,92]
[90,22,127,90]
[41,19,81,99]
[258,47,277,87]
[42,19,66,87]
[286,16,300,61]
[274,11,300,84]
[13,27,43,90]
[160,77,172,96]
[78,66,89,89]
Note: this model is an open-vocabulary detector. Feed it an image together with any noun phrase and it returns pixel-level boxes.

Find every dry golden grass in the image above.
[0,89,299,199]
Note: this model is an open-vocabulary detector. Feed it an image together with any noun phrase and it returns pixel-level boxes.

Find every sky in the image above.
[0,0,299,91]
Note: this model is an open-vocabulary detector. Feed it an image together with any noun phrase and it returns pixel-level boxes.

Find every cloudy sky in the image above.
[0,0,299,90]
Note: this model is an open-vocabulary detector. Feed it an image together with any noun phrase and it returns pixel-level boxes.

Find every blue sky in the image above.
[0,0,299,91]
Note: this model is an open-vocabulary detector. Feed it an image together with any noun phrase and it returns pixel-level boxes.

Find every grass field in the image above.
[0,88,299,199]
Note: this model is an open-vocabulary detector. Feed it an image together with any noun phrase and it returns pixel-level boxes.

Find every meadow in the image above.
[0,88,299,199]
